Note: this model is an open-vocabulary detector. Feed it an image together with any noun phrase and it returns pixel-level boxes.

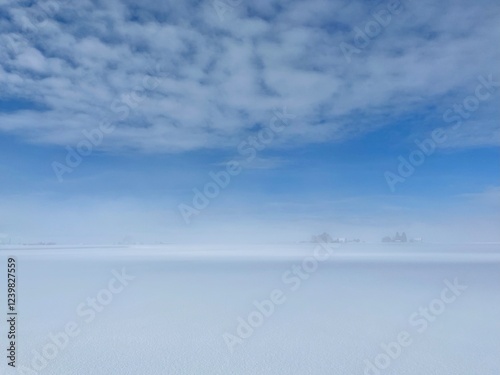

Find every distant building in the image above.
[311,233,360,243]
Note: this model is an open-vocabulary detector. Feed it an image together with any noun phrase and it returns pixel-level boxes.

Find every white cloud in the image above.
[458,186,500,206]
[0,0,499,153]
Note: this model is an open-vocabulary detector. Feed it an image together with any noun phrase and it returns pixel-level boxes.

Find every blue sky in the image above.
[0,0,499,244]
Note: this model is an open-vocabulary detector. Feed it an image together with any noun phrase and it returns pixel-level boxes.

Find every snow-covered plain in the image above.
[1,243,499,374]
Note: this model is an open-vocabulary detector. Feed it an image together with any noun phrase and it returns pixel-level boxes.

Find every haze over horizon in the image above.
[1,0,499,245]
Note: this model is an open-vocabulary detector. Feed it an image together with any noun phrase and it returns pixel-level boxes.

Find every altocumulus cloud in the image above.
[0,0,499,153]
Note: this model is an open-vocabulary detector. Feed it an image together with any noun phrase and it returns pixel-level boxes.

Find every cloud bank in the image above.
[1,0,499,153]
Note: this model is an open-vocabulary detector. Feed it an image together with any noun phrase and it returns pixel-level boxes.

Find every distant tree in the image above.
[382,236,392,243]
[312,232,333,243]
[401,232,408,242]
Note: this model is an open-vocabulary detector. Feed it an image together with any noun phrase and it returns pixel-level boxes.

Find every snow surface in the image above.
[1,243,499,374]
